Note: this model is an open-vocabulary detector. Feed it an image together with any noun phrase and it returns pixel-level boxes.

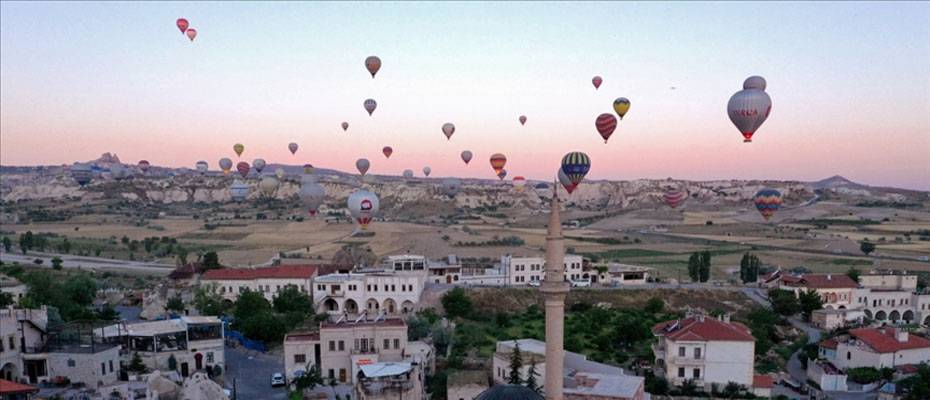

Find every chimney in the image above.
[896,328,909,343]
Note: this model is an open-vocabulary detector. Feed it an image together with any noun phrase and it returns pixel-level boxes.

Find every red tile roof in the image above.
[652,316,754,342]
[202,265,319,280]
[0,379,39,394]
[820,338,838,350]
[753,375,775,389]
[285,331,320,342]
[895,364,919,374]
[781,274,858,289]
[849,328,930,353]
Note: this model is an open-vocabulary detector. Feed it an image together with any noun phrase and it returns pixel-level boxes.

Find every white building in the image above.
[314,273,424,316]
[820,327,930,370]
[0,308,48,384]
[779,273,859,310]
[0,275,28,303]
[201,265,319,302]
[652,314,755,390]
[593,264,651,286]
[491,339,646,400]
[380,255,427,273]
[501,254,584,286]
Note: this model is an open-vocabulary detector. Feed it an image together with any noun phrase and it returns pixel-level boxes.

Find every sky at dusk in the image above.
[2,2,929,190]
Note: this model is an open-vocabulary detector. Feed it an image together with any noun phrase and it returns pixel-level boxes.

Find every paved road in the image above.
[224,346,288,400]
[0,249,173,275]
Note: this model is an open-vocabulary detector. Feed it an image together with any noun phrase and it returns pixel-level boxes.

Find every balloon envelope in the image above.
[728,84,772,143]
[219,158,233,174]
[402,169,414,179]
[558,168,575,194]
[275,168,285,179]
[196,161,209,174]
[236,161,250,178]
[743,76,767,90]
[288,143,298,155]
[233,143,244,157]
[299,180,326,215]
[176,18,189,33]
[461,150,473,165]
[71,163,93,186]
[364,99,377,116]
[561,152,591,189]
[595,113,617,143]
[365,56,382,78]
[442,123,455,140]
[613,97,631,119]
[754,189,782,221]
[422,166,431,177]
[341,122,349,131]
[259,176,278,196]
[186,28,197,41]
[513,176,526,192]
[303,164,314,175]
[229,180,250,202]
[519,115,527,125]
[138,160,150,172]
[489,153,507,174]
[664,188,688,209]
[592,76,603,89]
[253,159,266,173]
[356,158,370,176]
[382,146,393,159]
[347,190,380,230]
[497,169,507,181]
[442,178,461,197]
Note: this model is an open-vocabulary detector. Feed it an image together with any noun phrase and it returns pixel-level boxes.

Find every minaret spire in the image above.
[540,183,569,400]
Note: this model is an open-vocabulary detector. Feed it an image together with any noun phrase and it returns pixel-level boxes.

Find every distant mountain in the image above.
[812,175,866,190]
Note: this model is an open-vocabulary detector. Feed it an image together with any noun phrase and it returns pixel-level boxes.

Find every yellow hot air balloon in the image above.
[613,98,631,119]
[233,143,245,157]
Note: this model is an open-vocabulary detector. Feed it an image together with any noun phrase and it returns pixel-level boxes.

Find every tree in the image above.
[61,238,72,254]
[273,286,313,314]
[723,382,743,398]
[0,292,14,308]
[128,352,147,373]
[860,241,876,255]
[740,253,761,283]
[799,289,824,320]
[19,231,34,254]
[202,251,221,269]
[768,289,801,316]
[508,341,523,384]
[176,246,189,266]
[525,356,540,392]
[294,365,324,392]
[2,236,11,252]
[687,253,701,282]
[96,304,120,321]
[847,267,861,283]
[237,312,287,343]
[441,287,473,319]
[166,296,185,314]
[51,256,63,270]
[233,290,272,321]
[645,297,664,314]
[898,364,930,400]
[699,250,711,282]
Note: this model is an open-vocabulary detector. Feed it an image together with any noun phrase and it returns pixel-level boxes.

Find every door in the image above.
[446,275,452,284]
[339,368,346,383]
[195,353,203,370]
[181,362,189,377]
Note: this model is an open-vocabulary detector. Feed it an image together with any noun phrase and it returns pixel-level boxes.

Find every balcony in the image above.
[651,344,666,358]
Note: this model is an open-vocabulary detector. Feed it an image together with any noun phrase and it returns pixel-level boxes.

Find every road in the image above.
[0,249,173,275]
[225,346,288,400]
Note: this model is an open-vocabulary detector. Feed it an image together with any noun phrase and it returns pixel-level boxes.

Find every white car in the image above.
[528,281,541,287]
[570,279,591,288]
[270,373,286,387]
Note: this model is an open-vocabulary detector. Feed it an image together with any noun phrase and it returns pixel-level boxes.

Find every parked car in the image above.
[570,279,591,288]
[271,372,286,387]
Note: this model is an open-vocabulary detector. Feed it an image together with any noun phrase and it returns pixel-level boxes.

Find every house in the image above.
[501,254,584,286]
[447,370,489,400]
[811,308,865,330]
[751,375,775,398]
[779,273,859,310]
[822,327,930,370]
[492,339,646,400]
[201,265,319,302]
[313,273,424,316]
[0,275,28,303]
[354,362,423,400]
[592,264,650,286]
[0,308,47,384]
[283,316,429,384]
[807,360,847,392]
[652,314,755,390]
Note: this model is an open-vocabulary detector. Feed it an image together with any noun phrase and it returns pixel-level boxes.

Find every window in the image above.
[693,368,700,378]
[678,347,686,357]
[328,369,335,379]
[67,359,75,367]
[678,367,685,377]
[329,341,335,351]
[207,352,214,363]
[8,336,14,350]
[338,340,345,351]
[391,285,396,292]
[394,338,400,349]
[101,362,106,376]
[384,339,391,349]
[294,354,306,363]
[360,338,369,352]
[847,351,851,360]
[109,360,114,373]
[694,348,701,359]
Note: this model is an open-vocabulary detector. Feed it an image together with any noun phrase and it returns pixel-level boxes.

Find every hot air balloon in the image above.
[110,164,130,181]
[489,153,507,174]
[402,169,414,179]
[71,163,93,187]
[288,143,299,155]
[356,158,370,176]
[196,161,209,175]
[229,180,250,202]
[497,169,507,181]
[561,152,591,191]
[347,190,379,230]
[233,143,244,157]
[382,146,393,159]
[303,164,314,175]
[558,168,575,194]
[513,176,526,192]
[219,158,233,175]
[728,76,772,142]
[299,179,326,215]
[519,115,527,125]
[259,176,278,197]
[442,178,461,198]
[461,150,473,165]
[663,188,688,209]
[441,123,455,140]
[534,182,551,197]
[250,159,265,174]
[275,168,286,179]
[753,188,782,221]
[613,97,630,119]
[364,99,377,116]
[138,160,150,173]
[236,161,250,178]
[186,28,197,42]
[422,166,431,177]
[365,56,382,78]
[595,113,617,143]
[176,18,189,33]
[592,76,603,90]
[341,122,349,131]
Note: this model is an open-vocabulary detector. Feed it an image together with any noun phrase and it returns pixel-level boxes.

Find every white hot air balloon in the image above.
[728,75,772,142]
[402,169,414,179]
[253,159,266,174]
[275,168,286,179]
[229,180,250,202]
[299,179,326,215]
[422,166,431,177]
[259,175,278,197]
[347,190,379,230]
[71,163,94,186]
[196,161,209,175]
[356,158,370,176]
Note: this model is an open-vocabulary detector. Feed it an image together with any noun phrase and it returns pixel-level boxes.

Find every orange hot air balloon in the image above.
[382,146,393,159]
[489,153,507,174]
[365,56,382,78]
[176,18,189,33]
[186,28,197,42]
[519,115,527,125]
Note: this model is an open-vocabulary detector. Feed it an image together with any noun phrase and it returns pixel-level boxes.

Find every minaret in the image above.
[540,186,569,400]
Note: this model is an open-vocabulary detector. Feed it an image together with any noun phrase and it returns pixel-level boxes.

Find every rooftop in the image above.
[849,327,930,353]
[321,317,406,329]
[564,372,644,398]
[653,315,755,342]
[359,362,412,378]
[497,339,624,376]
[202,265,319,281]
[0,379,39,395]
[753,375,775,389]
[447,370,488,387]
[820,338,839,350]
[314,273,365,283]
[780,273,858,289]
[285,331,320,342]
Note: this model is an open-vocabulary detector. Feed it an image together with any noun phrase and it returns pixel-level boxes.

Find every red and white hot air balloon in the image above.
[186,28,197,42]
[365,56,382,78]
[592,76,603,90]
[236,161,250,178]
[728,76,772,143]
[513,176,526,192]
[176,18,189,33]
[663,188,688,209]
[595,113,617,143]
[442,123,455,140]
[382,146,393,159]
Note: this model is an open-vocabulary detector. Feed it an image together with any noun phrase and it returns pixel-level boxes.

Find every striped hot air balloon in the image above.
[513,176,526,192]
[595,113,617,143]
[663,188,688,209]
[561,152,591,190]
[236,161,250,178]
[753,189,783,221]
[489,153,507,174]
